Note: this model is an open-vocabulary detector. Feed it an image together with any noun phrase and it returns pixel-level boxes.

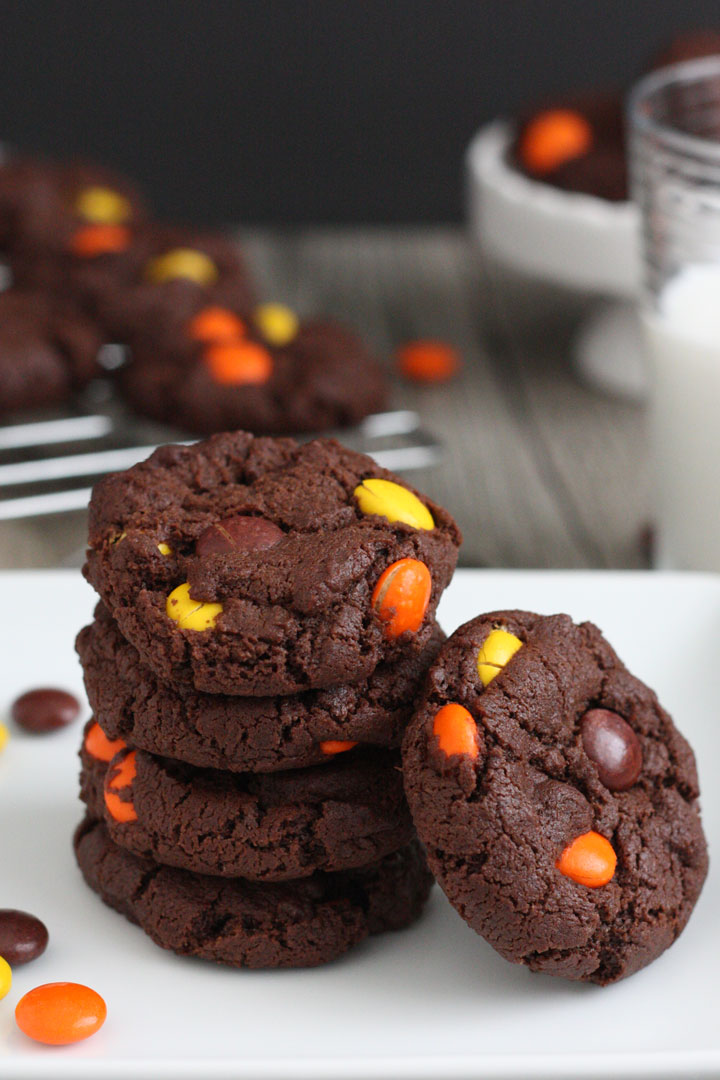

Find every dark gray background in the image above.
[2,0,719,224]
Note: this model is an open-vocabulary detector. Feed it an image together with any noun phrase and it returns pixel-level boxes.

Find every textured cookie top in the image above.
[120,317,387,436]
[0,290,103,416]
[84,431,461,695]
[80,723,413,881]
[402,610,708,985]
[77,604,444,772]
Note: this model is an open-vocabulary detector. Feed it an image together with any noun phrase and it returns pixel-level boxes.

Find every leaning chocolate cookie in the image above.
[83,432,461,696]
[0,290,103,416]
[74,818,433,968]
[402,610,708,984]
[80,722,414,880]
[77,605,444,773]
[119,307,387,435]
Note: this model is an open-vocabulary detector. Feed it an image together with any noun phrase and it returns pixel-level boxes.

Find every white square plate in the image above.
[1,569,718,1080]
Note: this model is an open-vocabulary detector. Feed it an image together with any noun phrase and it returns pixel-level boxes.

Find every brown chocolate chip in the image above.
[11,688,81,733]
[195,515,283,556]
[580,708,642,791]
[0,909,48,965]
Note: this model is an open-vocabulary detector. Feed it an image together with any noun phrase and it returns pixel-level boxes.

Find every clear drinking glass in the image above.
[630,57,720,570]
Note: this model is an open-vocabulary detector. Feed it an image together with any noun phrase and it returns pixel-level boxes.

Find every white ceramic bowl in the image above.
[466,120,640,298]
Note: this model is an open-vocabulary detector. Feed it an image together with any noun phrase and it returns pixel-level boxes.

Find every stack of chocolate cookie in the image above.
[74,431,461,968]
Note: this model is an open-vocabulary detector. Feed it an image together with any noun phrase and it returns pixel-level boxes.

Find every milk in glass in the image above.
[643,262,720,569]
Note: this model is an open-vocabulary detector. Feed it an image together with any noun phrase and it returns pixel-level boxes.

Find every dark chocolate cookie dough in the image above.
[84,431,461,696]
[0,290,103,416]
[0,156,147,255]
[74,817,433,969]
[77,605,444,773]
[402,610,708,985]
[119,315,387,436]
[80,725,413,880]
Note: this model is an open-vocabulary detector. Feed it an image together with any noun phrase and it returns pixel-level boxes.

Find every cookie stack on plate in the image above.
[73,430,461,968]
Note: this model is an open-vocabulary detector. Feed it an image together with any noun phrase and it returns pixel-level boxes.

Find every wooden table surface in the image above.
[0,227,650,570]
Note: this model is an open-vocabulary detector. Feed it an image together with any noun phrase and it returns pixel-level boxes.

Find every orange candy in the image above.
[320,740,359,755]
[556,830,616,888]
[84,721,127,763]
[69,223,131,257]
[397,341,460,383]
[432,703,478,759]
[188,306,247,343]
[15,982,107,1045]
[519,109,593,175]
[204,341,273,386]
[104,749,138,823]
[371,558,431,640]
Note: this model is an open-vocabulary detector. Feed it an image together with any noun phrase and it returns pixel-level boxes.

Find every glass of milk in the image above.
[630,57,720,570]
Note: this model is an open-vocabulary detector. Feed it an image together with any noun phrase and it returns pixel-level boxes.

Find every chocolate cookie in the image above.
[512,92,628,201]
[86,224,255,342]
[402,610,708,984]
[119,311,387,435]
[0,155,147,255]
[0,290,103,416]
[80,724,413,880]
[83,432,461,696]
[77,605,444,773]
[74,817,433,968]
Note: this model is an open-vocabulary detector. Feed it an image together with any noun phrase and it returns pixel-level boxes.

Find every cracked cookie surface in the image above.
[84,431,460,696]
[402,609,708,984]
[80,723,413,880]
[77,605,444,773]
[74,817,433,969]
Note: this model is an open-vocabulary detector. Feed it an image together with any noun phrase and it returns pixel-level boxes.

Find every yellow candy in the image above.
[477,628,523,686]
[166,582,222,631]
[253,303,299,346]
[157,542,173,556]
[0,956,11,1000]
[145,248,218,286]
[0,722,8,753]
[354,478,434,530]
[74,186,132,225]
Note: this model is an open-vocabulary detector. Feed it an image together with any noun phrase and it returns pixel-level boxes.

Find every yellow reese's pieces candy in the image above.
[166,583,223,630]
[253,303,299,346]
[354,479,434,530]
[477,628,522,686]
[74,186,132,225]
[145,248,219,286]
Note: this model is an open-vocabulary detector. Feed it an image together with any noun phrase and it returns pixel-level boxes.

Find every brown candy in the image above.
[11,688,80,733]
[0,909,48,965]
[195,515,283,556]
[580,708,642,791]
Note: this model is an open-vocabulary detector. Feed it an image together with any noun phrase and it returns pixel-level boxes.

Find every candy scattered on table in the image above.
[11,688,81,734]
[397,340,460,383]
[15,982,106,1045]
[0,909,48,966]
[0,956,11,1000]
